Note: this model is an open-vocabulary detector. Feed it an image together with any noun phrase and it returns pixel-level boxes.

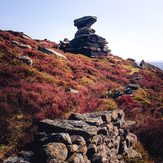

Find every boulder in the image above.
[17,151,34,158]
[67,144,79,155]
[69,113,103,126]
[38,46,67,59]
[38,142,68,163]
[16,56,33,65]
[11,41,32,49]
[127,58,136,62]
[126,84,140,90]
[4,157,30,163]
[66,88,78,94]
[38,119,98,140]
[39,132,72,146]
[140,60,161,71]
[18,32,31,40]
[18,43,32,49]
[11,40,19,45]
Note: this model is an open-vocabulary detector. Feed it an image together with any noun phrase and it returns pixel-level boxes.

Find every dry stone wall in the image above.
[4,110,142,163]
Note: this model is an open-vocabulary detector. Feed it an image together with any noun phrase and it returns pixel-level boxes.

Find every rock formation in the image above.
[140,60,161,71]
[5,110,142,163]
[60,16,111,57]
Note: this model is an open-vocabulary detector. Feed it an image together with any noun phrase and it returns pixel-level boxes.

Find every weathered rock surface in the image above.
[112,84,140,99]
[12,110,141,163]
[38,46,67,59]
[60,16,111,57]
[12,41,32,49]
[4,157,30,163]
[16,56,33,65]
[140,60,161,71]
[38,142,68,163]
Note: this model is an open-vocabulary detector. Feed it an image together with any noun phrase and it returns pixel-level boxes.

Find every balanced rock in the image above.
[60,16,111,57]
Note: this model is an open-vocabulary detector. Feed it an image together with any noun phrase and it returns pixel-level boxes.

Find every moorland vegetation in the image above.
[0,30,163,162]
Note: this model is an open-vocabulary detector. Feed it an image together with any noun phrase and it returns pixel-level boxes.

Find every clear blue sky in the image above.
[1,0,163,61]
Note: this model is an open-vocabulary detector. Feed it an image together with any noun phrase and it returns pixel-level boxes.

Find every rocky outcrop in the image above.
[60,16,111,57]
[140,60,161,71]
[5,110,141,163]
[12,40,32,49]
[112,84,140,99]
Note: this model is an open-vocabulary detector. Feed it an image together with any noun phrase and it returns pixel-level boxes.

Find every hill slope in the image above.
[0,30,163,162]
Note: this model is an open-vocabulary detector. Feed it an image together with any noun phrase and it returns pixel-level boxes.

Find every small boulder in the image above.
[127,148,142,159]
[16,56,33,65]
[4,157,30,163]
[126,84,140,90]
[66,153,84,163]
[38,46,67,59]
[38,142,68,163]
[71,135,86,148]
[17,151,34,158]
[69,113,103,126]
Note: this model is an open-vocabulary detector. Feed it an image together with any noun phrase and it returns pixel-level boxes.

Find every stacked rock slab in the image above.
[60,16,111,57]
[4,110,142,163]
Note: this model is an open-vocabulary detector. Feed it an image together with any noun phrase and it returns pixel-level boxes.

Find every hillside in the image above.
[0,29,163,162]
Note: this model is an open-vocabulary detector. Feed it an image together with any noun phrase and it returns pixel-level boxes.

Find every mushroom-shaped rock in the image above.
[74,16,97,29]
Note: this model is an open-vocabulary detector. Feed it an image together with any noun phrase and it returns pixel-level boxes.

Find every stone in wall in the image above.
[4,110,142,163]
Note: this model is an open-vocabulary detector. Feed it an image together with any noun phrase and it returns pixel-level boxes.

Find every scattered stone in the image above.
[38,46,67,59]
[126,84,140,90]
[18,43,32,49]
[16,56,33,65]
[12,41,32,49]
[4,157,30,163]
[66,88,78,94]
[127,58,135,62]
[11,40,19,45]
[17,151,34,158]
[19,32,31,40]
